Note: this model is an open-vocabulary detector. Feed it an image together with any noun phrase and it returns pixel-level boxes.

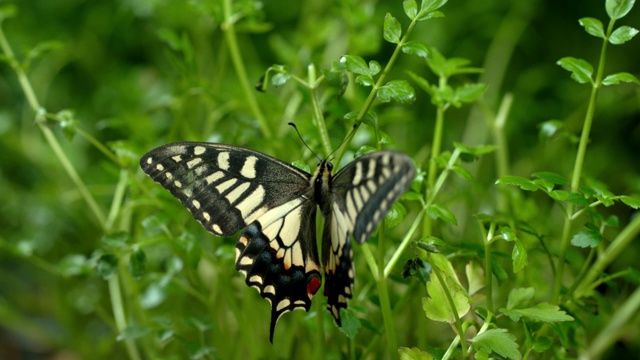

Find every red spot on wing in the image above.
[307,274,322,296]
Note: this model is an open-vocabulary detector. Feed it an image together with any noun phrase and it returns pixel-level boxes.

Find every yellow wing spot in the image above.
[212,223,222,234]
[146,157,153,164]
[165,172,173,180]
[264,285,276,295]
[205,171,224,184]
[240,256,254,266]
[276,299,291,311]
[171,155,182,162]
[174,180,182,188]
[193,146,206,155]
[352,161,363,185]
[217,151,230,170]
[238,235,249,246]
[187,157,202,169]
[192,200,201,209]
[202,212,211,221]
[155,164,164,171]
[249,275,263,284]
[240,156,258,179]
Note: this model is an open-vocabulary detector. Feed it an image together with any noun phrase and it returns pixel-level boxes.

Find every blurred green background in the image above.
[0,0,638,359]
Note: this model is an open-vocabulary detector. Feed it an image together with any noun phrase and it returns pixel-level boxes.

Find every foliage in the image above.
[1,0,639,359]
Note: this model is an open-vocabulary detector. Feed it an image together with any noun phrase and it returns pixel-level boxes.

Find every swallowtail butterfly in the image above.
[140,142,415,342]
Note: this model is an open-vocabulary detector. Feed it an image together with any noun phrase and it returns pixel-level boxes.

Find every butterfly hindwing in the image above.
[322,151,416,324]
[140,142,322,342]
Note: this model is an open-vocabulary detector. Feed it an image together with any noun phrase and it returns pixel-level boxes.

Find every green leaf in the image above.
[620,195,640,209]
[377,80,416,103]
[472,328,521,360]
[606,0,636,20]
[403,0,418,20]
[129,247,146,279]
[579,17,605,38]
[513,302,574,322]
[602,72,640,85]
[399,347,433,360]
[338,308,362,339]
[557,57,593,84]
[452,165,473,181]
[402,41,430,59]
[58,254,90,276]
[532,336,553,352]
[496,176,539,191]
[385,201,407,228]
[426,203,457,225]
[422,271,469,323]
[383,13,402,44]
[355,145,377,158]
[96,254,118,280]
[532,171,567,186]
[406,70,434,95]
[571,228,602,248]
[609,25,639,44]
[512,240,528,273]
[532,178,554,192]
[500,227,517,242]
[141,282,168,309]
[117,326,152,341]
[340,55,369,75]
[550,190,569,201]
[101,231,130,250]
[419,0,449,16]
[355,74,375,87]
[455,83,487,104]
[506,287,535,309]
[466,261,485,295]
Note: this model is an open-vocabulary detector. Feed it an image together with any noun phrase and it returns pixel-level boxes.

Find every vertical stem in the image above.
[553,19,612,303]
[423,105,446,236]
[308,64,333,156]
[221,0,271,138]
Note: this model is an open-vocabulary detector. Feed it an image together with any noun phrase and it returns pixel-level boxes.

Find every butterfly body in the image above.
[140,142,415,342]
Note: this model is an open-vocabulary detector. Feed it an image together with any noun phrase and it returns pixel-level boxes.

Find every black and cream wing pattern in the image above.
[140,142,415,342]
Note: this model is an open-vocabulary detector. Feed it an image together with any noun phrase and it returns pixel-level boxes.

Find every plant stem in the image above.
[333,19,418,166]
[221,0,271,138]
[553,18,612,303]
[308,64,333,156]
[431,262,467,358]
[423,105,446,236]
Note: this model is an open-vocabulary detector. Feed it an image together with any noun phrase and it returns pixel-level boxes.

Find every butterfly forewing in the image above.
[322,151,416,324]
[140,142,322,342]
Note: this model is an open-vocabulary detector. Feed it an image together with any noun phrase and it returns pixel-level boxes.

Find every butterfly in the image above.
[140,142,416,342]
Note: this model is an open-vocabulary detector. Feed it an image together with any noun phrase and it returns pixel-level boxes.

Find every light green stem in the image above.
[221,0,271,138]
[553,18,613,303]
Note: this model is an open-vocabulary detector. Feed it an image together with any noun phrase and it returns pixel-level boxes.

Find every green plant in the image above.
[1,0,639,359]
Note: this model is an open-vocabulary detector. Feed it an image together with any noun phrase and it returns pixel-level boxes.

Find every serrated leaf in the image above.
[512,240,528,273]
[402,41,430,58]
[557,57,593,84]
[399,347,433,360]
[403,0,418,20]
[606,0,635,20]
[579,17,605,38]
[340,55,369,75]
[532,171,567,186]
[472,328,521,360]
[426,203,457,225]
[609,25,639,44]
[602,72,640,85]
[620,195,640,209]
[384,13,402,44]
[507,287,535,309]
[422,271,469,323]
[496,176,539,191]
[514,302,574,322]
[377,80,416,103]
[571,228,602,248]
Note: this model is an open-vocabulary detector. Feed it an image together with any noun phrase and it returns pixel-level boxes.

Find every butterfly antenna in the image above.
[288,122,322,162]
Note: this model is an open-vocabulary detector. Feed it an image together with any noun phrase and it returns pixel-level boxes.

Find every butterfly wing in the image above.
[321,151,416,324]
[140,142,322,342]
